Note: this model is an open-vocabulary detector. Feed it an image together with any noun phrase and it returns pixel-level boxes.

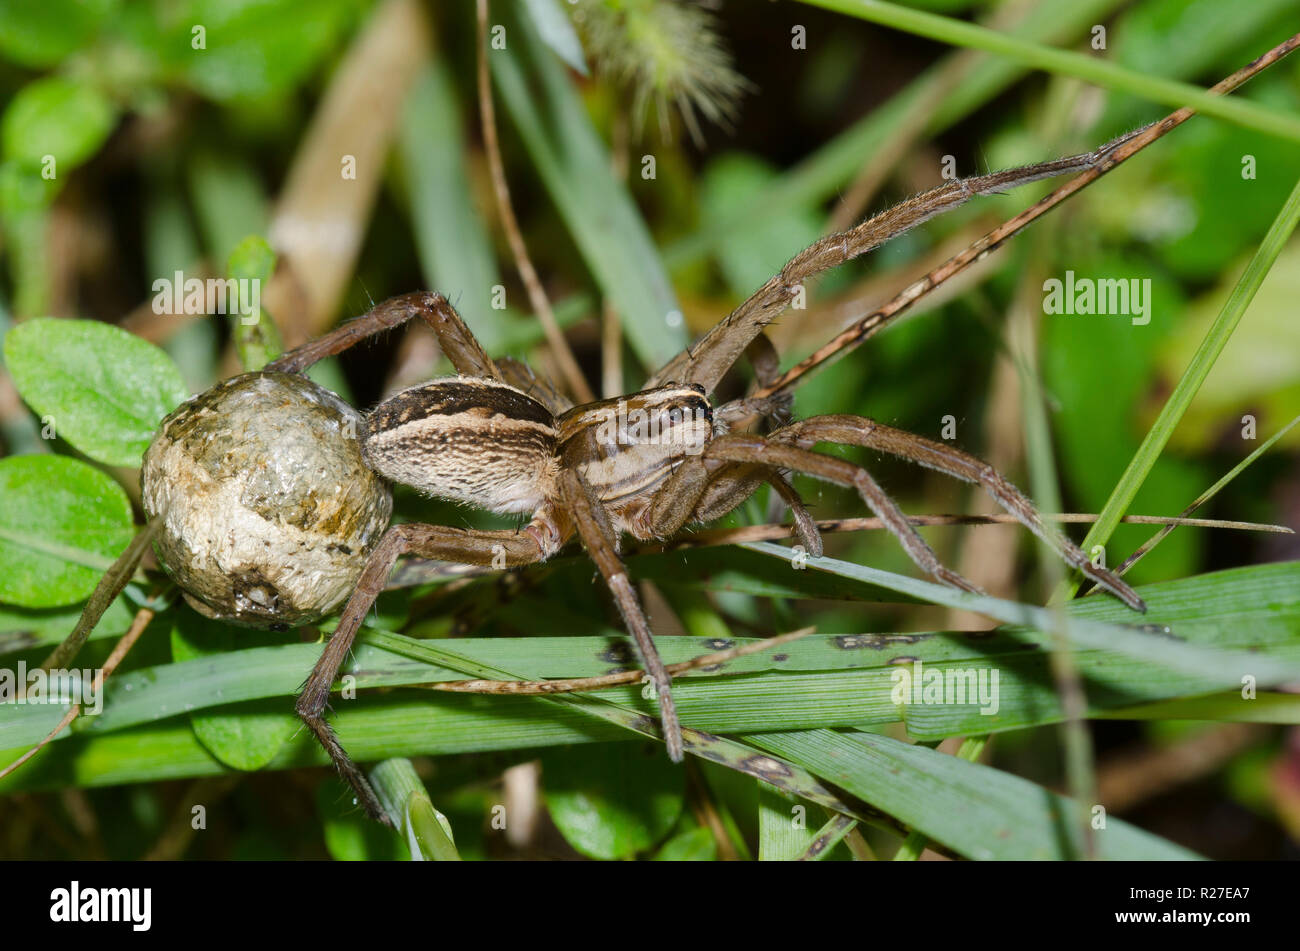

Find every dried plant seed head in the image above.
[141,372,393,629]
[572,0,750,144]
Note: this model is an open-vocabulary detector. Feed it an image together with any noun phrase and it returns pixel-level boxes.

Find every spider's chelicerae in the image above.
[259,130,1151,823]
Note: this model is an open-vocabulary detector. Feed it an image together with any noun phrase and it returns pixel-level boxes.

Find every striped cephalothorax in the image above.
[268,113,1164,824]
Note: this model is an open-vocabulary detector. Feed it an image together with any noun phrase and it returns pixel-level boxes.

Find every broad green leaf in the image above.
[0,455,135,608]
[652,826,716,861]
[751,729,1198,860]
[170,613,298,771]
[491,0,687,368]
[5,318,190,466]
[542,742,685,859]
[0,0,117,68]
[2,76,117,169]
[121,0,356,103]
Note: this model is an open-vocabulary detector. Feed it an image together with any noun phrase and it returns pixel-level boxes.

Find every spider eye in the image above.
[689,383,706,395]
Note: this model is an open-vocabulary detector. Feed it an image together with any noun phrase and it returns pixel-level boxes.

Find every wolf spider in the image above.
[268,135,1147,823]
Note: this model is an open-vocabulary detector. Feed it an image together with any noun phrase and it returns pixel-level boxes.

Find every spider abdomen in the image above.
[361,377,558,514]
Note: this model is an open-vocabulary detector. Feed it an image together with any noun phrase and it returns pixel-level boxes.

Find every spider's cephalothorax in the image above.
[361,377,722,545]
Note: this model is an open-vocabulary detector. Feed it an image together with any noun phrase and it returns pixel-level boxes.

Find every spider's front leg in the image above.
[297,523,551,823]
[765,415,1145,611]
[558,470,685,761]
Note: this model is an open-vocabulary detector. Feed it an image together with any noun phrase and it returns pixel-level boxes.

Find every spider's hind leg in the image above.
[266,291,502,379]
[297,522,550,823]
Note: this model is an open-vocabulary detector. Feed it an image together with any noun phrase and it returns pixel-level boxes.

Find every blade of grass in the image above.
[5,561,1296,753]
[747,542,1300,684]
[1112,413,1300,578]
[893,735,986,861]
[751,729,1199,860]
[1074,173,1300,587]
[799,1,1300,143]
[369,757,461,860]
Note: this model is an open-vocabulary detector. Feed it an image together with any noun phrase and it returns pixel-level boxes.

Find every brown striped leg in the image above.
[267,291,502,379]
[558,469,684,762]
[644,452,822,557]
[769,415,1146,611]
[647,128,1147,393]
[297,522,550,823]
[703,433,981,593]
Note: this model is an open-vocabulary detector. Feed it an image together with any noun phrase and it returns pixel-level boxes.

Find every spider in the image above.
[259,130,1150,824]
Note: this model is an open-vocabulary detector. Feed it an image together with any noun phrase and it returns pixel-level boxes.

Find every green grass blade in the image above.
[751,729,1199,860]
[799,0,1300,143]
[1077,174,1300,571]
[370,758,461,861]
[746,542,1300,685]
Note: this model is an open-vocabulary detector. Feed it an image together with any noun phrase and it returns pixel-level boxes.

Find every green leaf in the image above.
[126,0,356,103]
[542,742,685,859]
[0,0,117,68]
[0,596,134,656]
[2,76,117,170]
[491,0,687,368]
[751,730,1199,860]
[758,782,820,861]
[652,826,716,861]
[0,455,135,608]
[370,758,460,861]
[5,317,191,466]
[170,613,298,771]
